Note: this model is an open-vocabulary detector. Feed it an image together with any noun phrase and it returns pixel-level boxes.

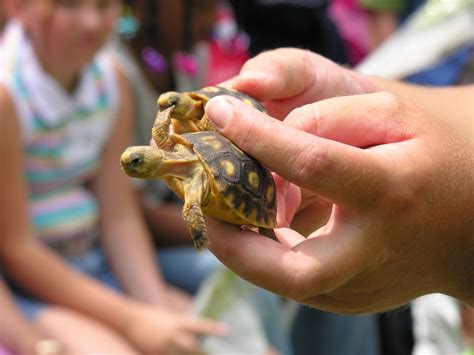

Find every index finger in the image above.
[232,48,318,101]
[231,48,375,118]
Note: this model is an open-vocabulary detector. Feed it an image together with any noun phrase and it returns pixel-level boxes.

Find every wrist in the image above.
[118,300,150,339]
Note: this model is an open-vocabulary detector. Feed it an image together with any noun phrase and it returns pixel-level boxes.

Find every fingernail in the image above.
[239,69,270,83]
[206,96,233,130]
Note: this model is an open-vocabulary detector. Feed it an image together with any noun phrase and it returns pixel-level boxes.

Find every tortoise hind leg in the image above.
[182,169,210,251]
[183,203,208,251]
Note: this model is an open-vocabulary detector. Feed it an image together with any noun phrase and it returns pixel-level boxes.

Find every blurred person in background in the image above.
[328,0,426,66]
[0,0,227,353]
[228,0,348,64]
[359,0,425,51]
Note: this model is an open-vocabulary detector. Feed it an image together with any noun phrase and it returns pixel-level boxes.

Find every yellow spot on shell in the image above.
[243,98,254,107]
[201,136,222,149]
[248,172,260,189]
[266,185,274,203]
[203,86,220,93]
[220,160,236,176]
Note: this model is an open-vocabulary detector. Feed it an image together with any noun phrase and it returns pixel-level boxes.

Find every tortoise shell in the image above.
[158,86,266,134]
[189,86,266,112]
[178,130,277,229]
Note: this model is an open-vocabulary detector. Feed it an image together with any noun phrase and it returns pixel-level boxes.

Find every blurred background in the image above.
[1,0,473,354]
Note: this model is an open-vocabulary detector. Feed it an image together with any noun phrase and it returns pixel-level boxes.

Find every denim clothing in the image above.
[291,306,381,355]
[14,246,220,319]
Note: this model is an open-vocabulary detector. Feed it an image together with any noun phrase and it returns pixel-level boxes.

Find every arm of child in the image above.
[90,64,191,311]
[0,84,225,353]
[0,85,143,336]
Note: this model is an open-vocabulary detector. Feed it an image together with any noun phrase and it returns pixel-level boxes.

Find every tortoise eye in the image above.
[130,156,143,167]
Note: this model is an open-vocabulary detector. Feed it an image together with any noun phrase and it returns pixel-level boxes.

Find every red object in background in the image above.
[204,36,249,86]
[329,0,370,66]
[203,4,249,86]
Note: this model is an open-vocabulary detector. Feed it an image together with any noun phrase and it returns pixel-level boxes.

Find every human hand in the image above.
[230,48,377,119]
[160,285,194,313]
[204,92,474,313]
[125,302,228,354]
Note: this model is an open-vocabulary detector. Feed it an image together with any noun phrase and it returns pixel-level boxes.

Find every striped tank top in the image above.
[0,22,118,242]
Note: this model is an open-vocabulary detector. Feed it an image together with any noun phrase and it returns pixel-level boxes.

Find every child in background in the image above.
[0,0,225,353]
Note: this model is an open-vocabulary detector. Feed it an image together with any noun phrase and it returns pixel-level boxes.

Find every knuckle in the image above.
[287,104,323,133]
[294,145,330,186]
[284,267,315,300]
[376,91,404,114]
[283,256,335,301]
[286,273,333,302]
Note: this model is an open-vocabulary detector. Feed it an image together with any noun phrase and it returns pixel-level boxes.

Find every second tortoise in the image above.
[120,107,277,250]
[157,86,267,134]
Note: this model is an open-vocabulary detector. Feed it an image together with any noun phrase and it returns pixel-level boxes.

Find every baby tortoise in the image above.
[121,107,277,250]
[157,86,266,134]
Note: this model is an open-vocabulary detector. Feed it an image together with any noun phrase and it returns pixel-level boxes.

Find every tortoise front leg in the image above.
[182,169,210,251]
[152,107,174,150]
[197,114,217,132]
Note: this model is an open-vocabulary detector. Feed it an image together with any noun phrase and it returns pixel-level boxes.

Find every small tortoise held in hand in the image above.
[157,86,267,134]
[121,106,277,250]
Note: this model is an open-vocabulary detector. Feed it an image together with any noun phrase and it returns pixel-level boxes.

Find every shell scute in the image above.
[194,86,267,113]
[181,131,276,227]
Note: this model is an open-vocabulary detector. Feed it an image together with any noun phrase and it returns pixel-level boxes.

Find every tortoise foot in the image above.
[192,232,209,252]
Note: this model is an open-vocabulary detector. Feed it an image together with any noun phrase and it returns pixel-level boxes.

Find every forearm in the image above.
[370,78,474,142]
[3,240,136,335]
[101,214,168,304]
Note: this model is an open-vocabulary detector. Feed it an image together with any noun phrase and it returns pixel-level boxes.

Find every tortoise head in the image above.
[157,91,204,122]
[120,146,166,179]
